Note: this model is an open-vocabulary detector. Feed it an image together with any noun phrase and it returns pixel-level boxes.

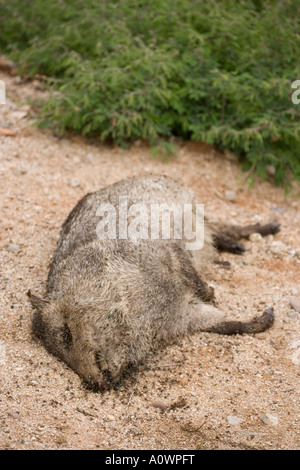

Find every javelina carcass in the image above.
[28,175,279,390]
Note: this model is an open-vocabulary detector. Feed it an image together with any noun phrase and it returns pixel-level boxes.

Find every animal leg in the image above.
[212,222,280,254]
[188,303,275,335]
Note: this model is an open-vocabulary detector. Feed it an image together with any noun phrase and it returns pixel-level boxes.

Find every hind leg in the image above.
[212,222,280,254]
[188,303,275,335]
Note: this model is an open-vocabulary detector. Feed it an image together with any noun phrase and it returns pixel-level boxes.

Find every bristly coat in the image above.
[28,175,278,390]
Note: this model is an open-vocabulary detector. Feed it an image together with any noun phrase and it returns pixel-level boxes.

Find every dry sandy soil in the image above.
[0,71,299,451]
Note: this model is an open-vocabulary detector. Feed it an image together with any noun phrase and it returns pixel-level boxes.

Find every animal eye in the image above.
[61,324,72,349]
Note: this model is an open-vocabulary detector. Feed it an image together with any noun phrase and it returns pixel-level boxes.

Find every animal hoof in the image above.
[232,242,246,254]
[267,222,281,235]
[261,307,275,328]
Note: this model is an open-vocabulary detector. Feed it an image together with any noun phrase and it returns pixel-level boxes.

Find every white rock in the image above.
[69,179,80,188]
[270,241,285,255]
[106,414,115,421]
[7,244,20,253]
[249,232,263,242]
[227,415,244,426]
[260,413,279,426]
[290,299,300,313]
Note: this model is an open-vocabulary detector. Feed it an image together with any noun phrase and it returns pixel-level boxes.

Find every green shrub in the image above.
[0,0,299,184]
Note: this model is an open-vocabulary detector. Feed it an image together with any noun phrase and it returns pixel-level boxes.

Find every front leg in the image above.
[213,234,246,254]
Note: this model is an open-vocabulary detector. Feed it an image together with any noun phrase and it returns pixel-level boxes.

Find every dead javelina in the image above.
[28,175,278,391]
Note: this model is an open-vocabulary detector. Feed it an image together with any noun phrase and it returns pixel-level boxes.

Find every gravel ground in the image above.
[0,71,299,450]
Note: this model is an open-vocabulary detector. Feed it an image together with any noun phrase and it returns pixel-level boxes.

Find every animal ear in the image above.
[27,290,52,310]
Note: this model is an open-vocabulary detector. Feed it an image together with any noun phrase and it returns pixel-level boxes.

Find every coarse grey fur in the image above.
[28,175,278,391]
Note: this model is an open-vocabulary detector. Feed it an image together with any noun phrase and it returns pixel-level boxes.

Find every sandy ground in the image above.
[0,71,300,451]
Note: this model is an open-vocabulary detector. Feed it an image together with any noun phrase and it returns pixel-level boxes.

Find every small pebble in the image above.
[69,179,80,188]
[106,414,115,421]
[249,233,263,242]
[8,411,20,419]
[263,368,273,376]
[287,311,297,318]
[291,288,298,296]
[227,415,244,426]
[130,427,141,436]
[265,234,273,243]
[144,370,155,377]
[13,169,27,176]
[224,190,236,203]
[6,244,20,253]
[260,414,279,426]
[290,299,300,313]
[270,241,285,256]
[152,401,168,411]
